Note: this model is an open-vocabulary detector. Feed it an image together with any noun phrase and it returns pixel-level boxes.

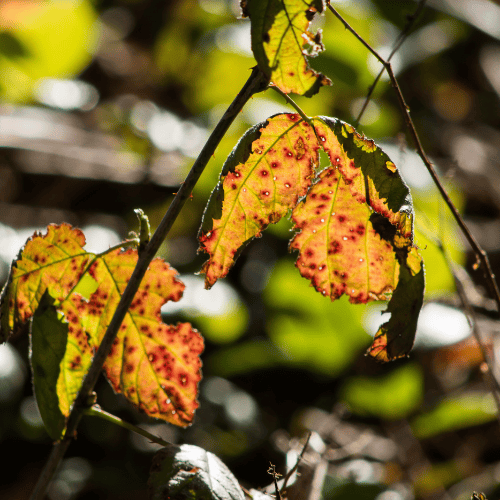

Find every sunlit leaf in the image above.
[1,223,93,342]
[1,224,204,430]
[243,0,331,96]
[198,113,424,361]
[83,252,204,427]
[199,113,318,288]
[148,444,245,500]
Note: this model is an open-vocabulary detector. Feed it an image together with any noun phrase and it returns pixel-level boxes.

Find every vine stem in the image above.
[327,3,500,315]
[29,66,269,500]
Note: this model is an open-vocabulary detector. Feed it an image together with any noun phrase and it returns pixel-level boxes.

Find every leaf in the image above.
[366,247,425,361]
[198,114,425,360]
[83,251,204,427]
[30,291,67,440]
[1,223,93,342]
[289,166,400,303]
[199,113,318,289]
[2,224,204,429]
[148,444,245,500]
[243,0,331,96]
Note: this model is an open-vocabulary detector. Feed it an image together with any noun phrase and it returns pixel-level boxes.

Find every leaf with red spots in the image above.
[242,0,331,96]
[198,113,318,289]
[81,251,203,427]
[0,223,93,343]
[1,223,204,431]
[199,113,424,360]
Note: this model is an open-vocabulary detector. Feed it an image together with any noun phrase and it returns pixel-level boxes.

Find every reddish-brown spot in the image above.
[127,346,136,354]
[350,160,355,168]
[344,179,352,185]
[356,224,365,236]
[271,161,280,168]
[320,194,330,201]
[306,249,314,257]
[231,184,237,189]
[329,241,341,254]
[338,215,346,223]
[260,170,268,177]
[125,363,134,373]
[289,72,295,76]
[289,114,299,121]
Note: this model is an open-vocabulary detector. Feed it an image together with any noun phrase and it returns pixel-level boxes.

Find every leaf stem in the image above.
[83,406,172,447]
[29,66,269,500]
[326,4,500,316]
[270,85,321,143]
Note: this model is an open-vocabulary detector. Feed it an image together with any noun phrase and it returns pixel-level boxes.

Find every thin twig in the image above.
[281,431,312,493]
[29,66,269,500]
[451,266,500,424]
[326,5,500,318]
[354,0,427,125]
[268,463,283,500]
[83,406,172,447]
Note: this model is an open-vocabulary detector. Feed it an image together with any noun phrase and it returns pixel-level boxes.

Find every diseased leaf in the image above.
[315,118,413,244]
[198,113,425,360]
[30,291,67,440]
[83,252,203,427]
[367,247,425,361]
[289,166,400,303]
[148,444,245,500]
[57,295,93,417]
[1,223,93,342]
[2,224,204,430]
[243,0,331,96]
[199,113,318,289]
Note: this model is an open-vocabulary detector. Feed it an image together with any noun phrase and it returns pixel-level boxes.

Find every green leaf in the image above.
[243,0,331,96]
[30,291,67,440]
[148,444,245,500]
[341,363,424,419]
[411,392,498,439]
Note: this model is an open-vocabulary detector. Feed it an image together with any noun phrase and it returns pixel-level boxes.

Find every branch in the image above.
[29,66,269,500]
[353,0,427,126]
[326,5,500,317]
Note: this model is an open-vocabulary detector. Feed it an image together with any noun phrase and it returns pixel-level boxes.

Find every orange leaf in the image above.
[290,167,399,303]
[83,251,203,427]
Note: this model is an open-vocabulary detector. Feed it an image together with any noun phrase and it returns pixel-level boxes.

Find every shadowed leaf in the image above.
[367,247,425,361]
[30,291,68,440]
[243,0,331,96]
[148,444,245,500]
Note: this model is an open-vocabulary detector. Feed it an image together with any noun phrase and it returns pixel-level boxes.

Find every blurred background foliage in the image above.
[1,0,500,499]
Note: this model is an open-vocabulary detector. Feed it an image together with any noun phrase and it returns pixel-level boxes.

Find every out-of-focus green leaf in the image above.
[341,363,424,419]
[0,0,98,102]
[411,393,498,439]
[148,444,245,500]
[265,260,370,375]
